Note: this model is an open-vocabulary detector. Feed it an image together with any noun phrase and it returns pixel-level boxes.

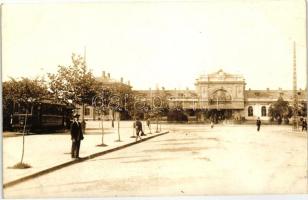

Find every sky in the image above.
[2,0,307,90]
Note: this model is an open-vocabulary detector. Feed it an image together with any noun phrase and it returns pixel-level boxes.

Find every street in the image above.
[4,124,307,198]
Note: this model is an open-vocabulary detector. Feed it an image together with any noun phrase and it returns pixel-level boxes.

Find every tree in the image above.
[268,97,293,124]
[298,102,307,117]
[92,89,109,147]
[48,54,101,120]
[3,77,49,168]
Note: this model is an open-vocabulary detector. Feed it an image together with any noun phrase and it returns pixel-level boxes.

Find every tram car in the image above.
[10,100,74,133]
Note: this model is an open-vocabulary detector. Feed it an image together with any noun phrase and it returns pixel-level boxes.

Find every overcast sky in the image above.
[2,0,306,90]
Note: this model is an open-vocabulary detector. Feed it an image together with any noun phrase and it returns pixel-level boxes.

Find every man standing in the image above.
[70,114,84,159]
[302,118,307,132]
[256,117,261,132]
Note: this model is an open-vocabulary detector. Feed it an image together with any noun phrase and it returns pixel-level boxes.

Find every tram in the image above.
[10,100,73,133]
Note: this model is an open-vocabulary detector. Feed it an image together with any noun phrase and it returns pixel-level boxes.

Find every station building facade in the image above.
[136,69,306,122]
[80,69,306,122]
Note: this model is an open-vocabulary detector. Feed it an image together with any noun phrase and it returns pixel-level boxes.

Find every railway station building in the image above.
[81,69,307,122]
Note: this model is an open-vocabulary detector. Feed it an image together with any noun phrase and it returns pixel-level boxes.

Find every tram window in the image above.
[248,106,253,116]
[85,108,90,116]
[15,103,31,114]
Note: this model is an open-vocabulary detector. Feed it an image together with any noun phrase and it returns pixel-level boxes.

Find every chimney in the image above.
[102,71,106,78]
[108,73,110,78]
[120,77,123,83]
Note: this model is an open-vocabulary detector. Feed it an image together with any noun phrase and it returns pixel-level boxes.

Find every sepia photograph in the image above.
[1,0,307,198]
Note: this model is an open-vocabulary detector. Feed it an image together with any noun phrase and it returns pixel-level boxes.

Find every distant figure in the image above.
[256,117,261,132]
[210,121,214,128]
[70,114,84,159]
[135,118,145,141]
[302,119,307,132]
[146,118,151,133]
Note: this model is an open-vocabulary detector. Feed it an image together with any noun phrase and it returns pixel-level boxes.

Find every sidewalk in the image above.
[3,120,167,187]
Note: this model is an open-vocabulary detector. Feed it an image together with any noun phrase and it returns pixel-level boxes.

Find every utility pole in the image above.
[292,41,299,131]
[83,46,87,65]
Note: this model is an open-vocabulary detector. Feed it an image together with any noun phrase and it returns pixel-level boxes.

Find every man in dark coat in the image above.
[302,118,307,132]
[135,118,145,141]
[256,117,261,132]
[70,114,84,159]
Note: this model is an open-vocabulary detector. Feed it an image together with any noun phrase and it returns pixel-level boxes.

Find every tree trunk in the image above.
[112,110,114,128]
[117,112,121,141]
[20,109,28,164]
[156,116,159,133]
[159,116,162,132]
[101,114,104,144]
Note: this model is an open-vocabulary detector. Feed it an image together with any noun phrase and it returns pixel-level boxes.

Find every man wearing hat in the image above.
[70,114,84,159]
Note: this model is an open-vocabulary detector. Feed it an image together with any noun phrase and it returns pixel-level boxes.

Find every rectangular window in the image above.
[85,107,90,116]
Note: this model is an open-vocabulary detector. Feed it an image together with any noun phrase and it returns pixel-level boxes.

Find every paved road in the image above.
[4,125,307,198]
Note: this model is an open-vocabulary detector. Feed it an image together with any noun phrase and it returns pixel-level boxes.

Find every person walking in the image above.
[135,118,145,141]
[302,118,307,132]
[210,121,214,128]
[146,118,151,134]
[70,114,84,159]
[256,117,261,132]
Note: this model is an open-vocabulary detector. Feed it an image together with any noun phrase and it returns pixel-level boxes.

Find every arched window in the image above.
[261,106,267,116]
[248,106,253,116]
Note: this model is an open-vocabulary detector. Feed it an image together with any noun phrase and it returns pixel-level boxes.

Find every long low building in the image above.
[79,69,306,122]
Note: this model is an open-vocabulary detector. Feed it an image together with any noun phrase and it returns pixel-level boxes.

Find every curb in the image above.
[3,131,169,189]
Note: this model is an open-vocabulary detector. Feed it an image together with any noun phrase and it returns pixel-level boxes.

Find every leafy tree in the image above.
[298,102,307,117]
[268,97,293,124]
[3,77,49,168]
[48,54,101,120]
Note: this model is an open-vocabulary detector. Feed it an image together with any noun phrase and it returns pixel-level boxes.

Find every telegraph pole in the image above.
[292,41,299,131]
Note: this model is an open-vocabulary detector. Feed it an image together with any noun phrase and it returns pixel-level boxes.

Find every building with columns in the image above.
[137,69,306,122]
[79,69,306,122]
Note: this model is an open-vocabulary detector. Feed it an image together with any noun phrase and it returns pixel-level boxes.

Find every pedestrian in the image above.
[256,117,261,132]
[135,118,145,141]
[210,120,214,128]
[70,114,84,159]
[302,118,307,132]
[146,118,151,134]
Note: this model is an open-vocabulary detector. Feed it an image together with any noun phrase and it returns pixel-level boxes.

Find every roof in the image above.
[196,69,245,83]
[245,90,307,101]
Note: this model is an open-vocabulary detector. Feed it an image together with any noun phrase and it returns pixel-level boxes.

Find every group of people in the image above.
[211,117,307,132]
[210,117,262,131]
[69,114,152,159]
[70,113,307,159]
[256,117,308,132]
